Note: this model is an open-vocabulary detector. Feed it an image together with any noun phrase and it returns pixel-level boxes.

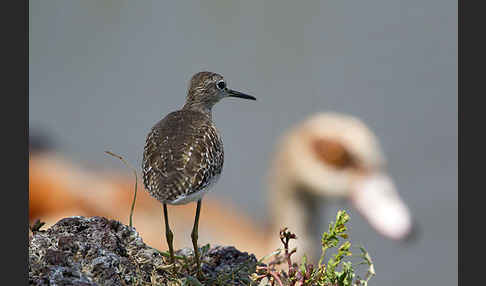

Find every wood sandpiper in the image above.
[142,71,256,276]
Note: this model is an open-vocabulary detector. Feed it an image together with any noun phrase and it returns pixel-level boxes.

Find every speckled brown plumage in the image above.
[142,71,255,205]
[141,71,255,273]
[142,109,224,204]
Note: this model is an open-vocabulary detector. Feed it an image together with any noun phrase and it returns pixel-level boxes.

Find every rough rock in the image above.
[29,216,258,285]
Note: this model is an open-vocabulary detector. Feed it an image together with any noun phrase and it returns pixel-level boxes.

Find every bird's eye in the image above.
[216,80,226,90]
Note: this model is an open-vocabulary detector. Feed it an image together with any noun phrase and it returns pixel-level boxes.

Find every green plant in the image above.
[252,210,375,286]
[105,150,138,227]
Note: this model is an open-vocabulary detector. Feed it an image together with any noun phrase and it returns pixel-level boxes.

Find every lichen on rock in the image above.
[29,216,258,285]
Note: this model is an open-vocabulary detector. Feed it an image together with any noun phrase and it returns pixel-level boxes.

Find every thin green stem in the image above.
[104,150,138,227]
[318,246,328,268]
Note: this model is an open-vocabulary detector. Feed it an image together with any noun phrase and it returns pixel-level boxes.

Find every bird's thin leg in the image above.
[163,203,175,263]
[191,199,202,276]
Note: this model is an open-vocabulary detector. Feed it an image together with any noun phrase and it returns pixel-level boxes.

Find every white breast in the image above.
[168,172,221,205]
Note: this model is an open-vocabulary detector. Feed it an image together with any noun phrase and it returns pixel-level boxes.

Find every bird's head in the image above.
[273,112,415,241]
[184,71,255,111]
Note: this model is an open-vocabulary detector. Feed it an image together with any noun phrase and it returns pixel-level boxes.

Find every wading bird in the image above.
[141,71,256,276]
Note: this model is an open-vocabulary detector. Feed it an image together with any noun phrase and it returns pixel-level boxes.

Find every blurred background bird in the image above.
[266,112,416,261]
[29,112,415,263]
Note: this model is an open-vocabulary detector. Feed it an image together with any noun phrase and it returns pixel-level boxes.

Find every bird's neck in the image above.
[267,158,322,262]
[182,102,213,119]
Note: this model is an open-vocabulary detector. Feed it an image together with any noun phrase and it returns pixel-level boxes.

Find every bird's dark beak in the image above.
[227,89,256,100]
